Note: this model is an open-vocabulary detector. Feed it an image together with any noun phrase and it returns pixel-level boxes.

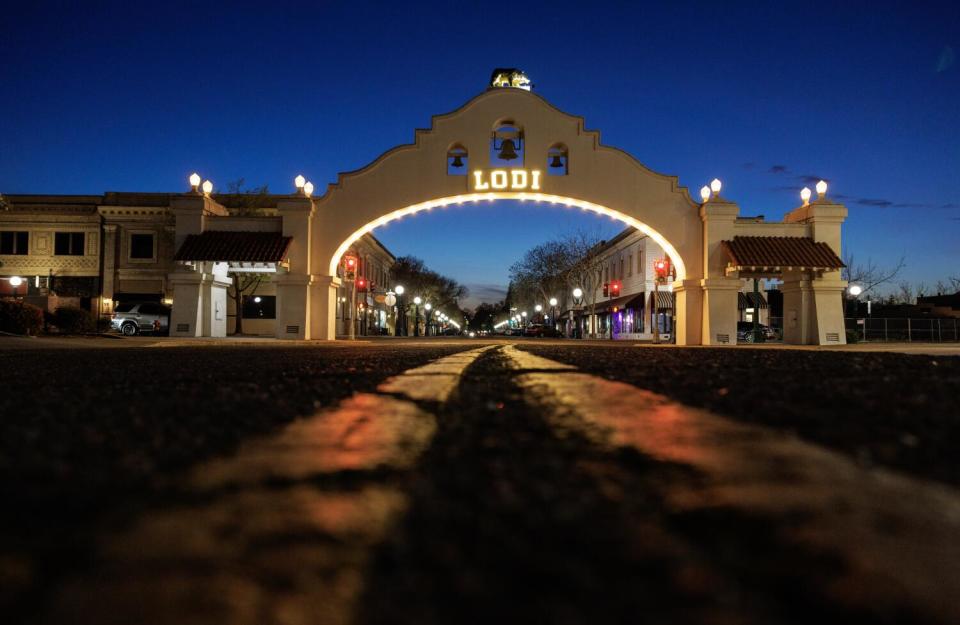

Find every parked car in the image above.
[111,302,171,336]
[736,321,778,342]
[524,324,563,338]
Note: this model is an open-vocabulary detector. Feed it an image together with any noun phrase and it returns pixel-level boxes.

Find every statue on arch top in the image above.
[489,68,533,91]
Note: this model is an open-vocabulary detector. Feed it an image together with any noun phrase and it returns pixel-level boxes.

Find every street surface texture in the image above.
[1,337,959,625]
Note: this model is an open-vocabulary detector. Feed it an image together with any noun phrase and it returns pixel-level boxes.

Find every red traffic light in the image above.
[356,278,367,291]
[654,258,671,278]
[343,255,358,270]
[603,282,609,297]
[611,280,621,296]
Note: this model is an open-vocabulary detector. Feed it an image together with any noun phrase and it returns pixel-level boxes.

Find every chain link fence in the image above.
[844,317,960,342]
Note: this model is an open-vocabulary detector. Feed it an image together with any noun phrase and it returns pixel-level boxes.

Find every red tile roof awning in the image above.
[174,231,292,262]
[721,236,844,270]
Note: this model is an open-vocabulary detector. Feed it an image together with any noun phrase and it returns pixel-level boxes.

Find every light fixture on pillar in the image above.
[800,187,812,206]
[202,180,213,195]
[816,179,828,198]
[294,174,306,190]
[303,181,314,197]
[700,185,711,203]
[189,172,201,192]
[710,178,722,197]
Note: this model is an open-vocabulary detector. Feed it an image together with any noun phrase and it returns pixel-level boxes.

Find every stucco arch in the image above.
[276,87,714,344]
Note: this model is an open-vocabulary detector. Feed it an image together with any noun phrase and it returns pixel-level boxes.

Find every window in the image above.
[0,231,28,255]
[242,295,276,319]
[628,254,633,276]
[55,232,85,256]
[129,233,155,259]
[619,258,624,280]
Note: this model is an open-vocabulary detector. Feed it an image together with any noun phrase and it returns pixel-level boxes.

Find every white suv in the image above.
[111,302,171,336]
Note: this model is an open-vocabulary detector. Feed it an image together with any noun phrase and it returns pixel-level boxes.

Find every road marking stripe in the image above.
[44,347,493,625]
[503,344,960,623]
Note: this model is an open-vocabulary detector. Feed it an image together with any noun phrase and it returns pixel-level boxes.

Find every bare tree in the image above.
[841,252,906,295]
[560,230,606,335]
[895,280,915,305]
[222,180,271,335]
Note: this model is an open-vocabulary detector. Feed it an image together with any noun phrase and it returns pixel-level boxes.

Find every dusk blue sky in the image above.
[3,1,958,306]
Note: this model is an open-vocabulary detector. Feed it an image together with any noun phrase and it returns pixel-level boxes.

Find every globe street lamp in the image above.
[8,276,23,299]
[395,285,405,335]
[848,284,863,324]
[424,302,432,335]
[413,296,422,337]
[549,297,559,332]
[572,288,584,339]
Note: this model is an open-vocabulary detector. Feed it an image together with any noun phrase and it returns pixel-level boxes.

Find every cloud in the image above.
[797,174,826,185]
[768,164,789,174]
[462,283,507,307]
[937,45,955,73]
[941,203,960,209]
[856,198,894,207]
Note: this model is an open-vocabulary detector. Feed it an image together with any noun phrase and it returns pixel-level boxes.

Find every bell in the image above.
[450,154,464,168]
[549,154,564,168]
[498,139,519,161]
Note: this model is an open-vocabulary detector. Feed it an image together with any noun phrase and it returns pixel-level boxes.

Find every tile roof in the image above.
[174,231,292,262]
[721,236,844,270]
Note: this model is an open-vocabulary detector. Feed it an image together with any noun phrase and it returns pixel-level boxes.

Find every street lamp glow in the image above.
[253,296,262,303]
[202,180,213,195]
[816,179,828,197]
[573,287,583,298]
[549,297,558,307]
[294,174,306,189]
[189,172,201,188]
[395,285,405,295]
[9,276,23,287]
[800,187,812,205]
[535,304,542,312]
[710,178,722,196]
[424,302,432,311]
[303,181,314,197]
[699,185,711,202]
[848,284,863,297]
[413,296,422,305]
[521,311,527,318]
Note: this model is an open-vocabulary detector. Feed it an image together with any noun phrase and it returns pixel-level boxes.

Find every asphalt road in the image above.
[1,337,958,624]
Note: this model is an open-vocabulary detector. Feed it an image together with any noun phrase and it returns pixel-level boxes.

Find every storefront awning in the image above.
[650,291,673,310]
[738,291,768,310]
[721,236,844,272]
[593,292,645,313]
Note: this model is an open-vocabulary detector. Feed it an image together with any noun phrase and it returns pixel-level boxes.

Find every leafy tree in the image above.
[389,255,467,335]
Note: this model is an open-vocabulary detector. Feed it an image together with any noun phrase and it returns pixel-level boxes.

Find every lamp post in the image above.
[534,304,542,324]
[549,297,558,331]
[572,287,583,339]
[424,302,432,336]
[413,296,422,337]
[395,285,405,336]
[848,284,863,340]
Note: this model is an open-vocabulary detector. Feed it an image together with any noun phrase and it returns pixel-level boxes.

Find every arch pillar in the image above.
[673,279,702,345]
[309,274,340,341]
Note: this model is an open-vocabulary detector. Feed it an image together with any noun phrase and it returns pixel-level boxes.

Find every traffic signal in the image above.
[356,277,367,292]
[603,282,609,297]
[610,280,621,297]
[343,254,358,280]
[654,258,671,280]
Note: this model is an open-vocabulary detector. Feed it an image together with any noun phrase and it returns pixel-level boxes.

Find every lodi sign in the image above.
[471,169,542,192]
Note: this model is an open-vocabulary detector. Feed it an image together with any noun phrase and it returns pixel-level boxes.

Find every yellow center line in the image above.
[503,345,960,623]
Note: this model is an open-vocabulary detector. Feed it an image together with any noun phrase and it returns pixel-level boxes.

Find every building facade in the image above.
[0,192,395,336]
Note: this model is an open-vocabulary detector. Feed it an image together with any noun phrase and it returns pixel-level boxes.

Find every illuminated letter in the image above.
[511,169,528,189]
[491,170,508,190]
[531,170,542,190]
[473,170,489,191]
